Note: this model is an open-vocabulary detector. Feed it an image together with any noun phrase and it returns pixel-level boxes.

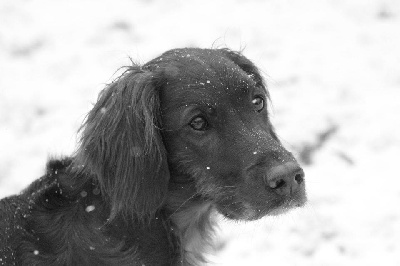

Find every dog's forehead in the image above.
[159,53,257,109]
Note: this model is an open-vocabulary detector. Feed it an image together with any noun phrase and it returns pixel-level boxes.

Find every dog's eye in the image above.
[190,116,208,131]
[252,96,265,112]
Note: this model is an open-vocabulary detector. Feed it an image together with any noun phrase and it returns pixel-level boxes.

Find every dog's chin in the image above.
[217,192,307,221]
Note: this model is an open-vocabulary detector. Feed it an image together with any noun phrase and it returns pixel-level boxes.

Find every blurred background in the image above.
[0,0,399,265]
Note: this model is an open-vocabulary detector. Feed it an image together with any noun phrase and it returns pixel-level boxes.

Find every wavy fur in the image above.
[0,48,306,265]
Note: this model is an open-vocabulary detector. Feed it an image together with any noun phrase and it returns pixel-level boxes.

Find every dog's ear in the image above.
[75,66,169,220]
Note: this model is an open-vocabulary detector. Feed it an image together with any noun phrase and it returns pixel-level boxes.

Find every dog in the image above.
[0,48,306,265]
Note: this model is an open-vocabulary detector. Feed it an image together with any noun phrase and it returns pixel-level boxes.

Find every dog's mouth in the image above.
[215,189,307,221]
[263,194,307,217]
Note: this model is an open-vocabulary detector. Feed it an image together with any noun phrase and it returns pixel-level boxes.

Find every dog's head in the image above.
[76,48,306,221]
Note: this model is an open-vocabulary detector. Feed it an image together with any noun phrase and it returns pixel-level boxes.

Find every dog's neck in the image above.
[167,191,216,266]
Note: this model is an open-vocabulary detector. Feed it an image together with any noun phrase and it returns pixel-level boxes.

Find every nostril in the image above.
[275,179,286,189]
[268,178,286,189]
[294,173,304,184]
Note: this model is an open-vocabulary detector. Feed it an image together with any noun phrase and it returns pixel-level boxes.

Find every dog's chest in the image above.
[170,202,215,265]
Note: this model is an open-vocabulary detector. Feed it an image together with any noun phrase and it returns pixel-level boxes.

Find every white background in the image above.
[0,0,399,265]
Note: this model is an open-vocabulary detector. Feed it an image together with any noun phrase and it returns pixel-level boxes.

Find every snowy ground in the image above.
[1,0,399,265]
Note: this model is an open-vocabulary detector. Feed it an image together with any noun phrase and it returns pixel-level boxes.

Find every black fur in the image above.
[0,48,306,265]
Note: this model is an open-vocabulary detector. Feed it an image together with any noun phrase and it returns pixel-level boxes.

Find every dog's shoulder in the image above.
[0,157,76,265]
[0,194,29,265]
[0,158,69,243]
[7,157,148,265]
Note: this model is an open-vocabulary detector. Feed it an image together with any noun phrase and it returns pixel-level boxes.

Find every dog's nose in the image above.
[266,162,304,196]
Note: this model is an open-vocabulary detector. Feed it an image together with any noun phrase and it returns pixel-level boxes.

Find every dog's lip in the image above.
[249,191,307,217]
[217,192,307,221]
[266,192,307,215]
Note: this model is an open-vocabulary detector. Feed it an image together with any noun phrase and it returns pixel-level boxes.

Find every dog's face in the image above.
[78,48,306,221]
[151,49,307,220]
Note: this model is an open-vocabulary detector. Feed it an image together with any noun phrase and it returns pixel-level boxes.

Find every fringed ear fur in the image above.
[75,66,170,221]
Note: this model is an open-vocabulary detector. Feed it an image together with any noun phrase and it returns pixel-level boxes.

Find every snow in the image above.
[85,205,96,213]
[1,0,399,265]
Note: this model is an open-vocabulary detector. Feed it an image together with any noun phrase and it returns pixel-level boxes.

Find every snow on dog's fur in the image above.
[0,48,306,265]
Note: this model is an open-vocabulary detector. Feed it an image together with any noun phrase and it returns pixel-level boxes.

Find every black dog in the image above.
[0,48,306,265]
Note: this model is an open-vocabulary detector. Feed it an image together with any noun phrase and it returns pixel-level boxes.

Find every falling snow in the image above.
[85,205,95,212]
[1,1,399,265]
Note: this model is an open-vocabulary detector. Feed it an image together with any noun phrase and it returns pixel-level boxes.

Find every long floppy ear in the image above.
[75,66,169,220]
